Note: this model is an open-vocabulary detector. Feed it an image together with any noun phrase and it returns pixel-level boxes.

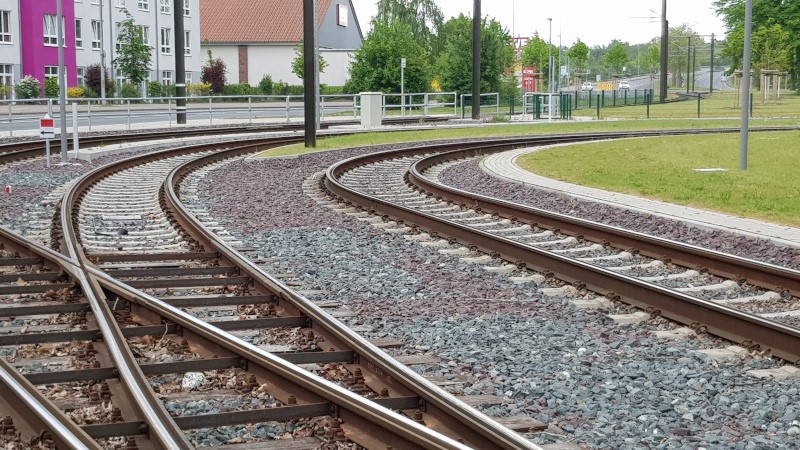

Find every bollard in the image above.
[4,185,10,194]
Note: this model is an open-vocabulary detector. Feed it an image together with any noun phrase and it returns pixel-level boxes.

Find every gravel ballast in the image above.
[198,145,800,449]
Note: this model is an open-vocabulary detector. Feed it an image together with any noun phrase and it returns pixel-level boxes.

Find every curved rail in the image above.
[323,131,800,365]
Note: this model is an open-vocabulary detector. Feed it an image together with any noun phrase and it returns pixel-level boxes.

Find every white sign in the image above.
[401,58,407,68]
[337,4,348,27]
[40,113,55,140]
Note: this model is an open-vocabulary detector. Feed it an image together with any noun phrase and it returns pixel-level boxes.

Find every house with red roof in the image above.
[200,0,363,87]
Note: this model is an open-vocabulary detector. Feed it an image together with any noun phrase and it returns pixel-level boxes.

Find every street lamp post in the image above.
[547,18,553,93]
[659,0,668,103]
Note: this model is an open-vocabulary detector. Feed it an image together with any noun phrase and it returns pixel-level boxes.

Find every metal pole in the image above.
[710,33,715,93]
[471,0,481,120]
[99,0,106,102]
[303,0,316,147]
[692,46,697,91]
[686,37,691,94]
[740,0,752,171]
[401,58,405,116]
[72,102,79,159]
[659,0,668,103]
[547,18,552,93]
[57,0,68,162]
[173,0,186,124]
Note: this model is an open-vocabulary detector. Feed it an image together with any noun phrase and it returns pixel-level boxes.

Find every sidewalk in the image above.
[481,146,800,249]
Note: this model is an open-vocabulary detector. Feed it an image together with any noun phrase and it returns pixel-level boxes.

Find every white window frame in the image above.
[44,66,59,80]
[75,18,83,48]
[184,30,190,55]
[183,0,190,16]
[160,0,170,14]
[160,27,171,54]
[161,70,172,86]
[0,64,12,87]
[91,19,101,49]
[77,66,85,86]
[116,0,126,7]
[44,14,58,46]
[185,71,191,83]
[138,0,149,11]
[0,10,11,43]
[139,25,150,46]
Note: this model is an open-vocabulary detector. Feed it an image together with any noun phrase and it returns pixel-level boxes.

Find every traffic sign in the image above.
[40,114,55,139]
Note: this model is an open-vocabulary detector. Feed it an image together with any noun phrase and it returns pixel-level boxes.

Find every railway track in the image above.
[1,133,546,448]
[2,124,798,448]
[321,133,800,366]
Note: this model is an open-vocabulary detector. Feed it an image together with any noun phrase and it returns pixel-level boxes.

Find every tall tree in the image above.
[435,14,514,94]
[375,0,443,55]
[714,0,800,87]
[346,21,431,94]
[113,9,151,86]
[567,40,589,73]
[604,41,629,75]
[519,35,550,87]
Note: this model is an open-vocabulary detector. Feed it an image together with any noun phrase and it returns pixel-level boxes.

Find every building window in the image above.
[139,25,149,46]
[138,0,149,11]
[0,11,11,43]
[183,0,190,16]
[114,22,122,52]
[91,20,101,49]
[75,19,83,48]
[45,66,59,80]
[160,0,170,14]
[184,30,190,55]
[0,64,12,88]
[185,71,191,83]
[161,70,172,86]
[116,0,126,7]
[77,67,85,86]
[44,15,58,46]
[160,27,171,54]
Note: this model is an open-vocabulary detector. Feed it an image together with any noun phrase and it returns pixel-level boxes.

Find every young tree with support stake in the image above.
[113,9,151,94]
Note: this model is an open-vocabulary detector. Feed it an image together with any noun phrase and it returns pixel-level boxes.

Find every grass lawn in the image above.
[516,131,800,226]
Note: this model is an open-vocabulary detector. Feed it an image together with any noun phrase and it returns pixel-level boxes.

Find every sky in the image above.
[349,0,727,47]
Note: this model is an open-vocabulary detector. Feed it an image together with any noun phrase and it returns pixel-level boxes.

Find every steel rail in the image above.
[163,139,543,450]
[0,227,101,450]
[410,148,800,298]
[323,132,800,365]
[87,266,473,450]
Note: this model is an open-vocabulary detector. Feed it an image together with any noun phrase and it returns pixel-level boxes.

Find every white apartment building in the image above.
[73,0,201,89]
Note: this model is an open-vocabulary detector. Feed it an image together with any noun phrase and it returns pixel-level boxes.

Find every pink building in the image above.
[19,0,78,87]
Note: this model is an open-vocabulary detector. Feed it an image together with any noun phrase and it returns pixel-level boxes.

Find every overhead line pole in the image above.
[471,0,481,120]
[740,0,752,171]
[303,0,317,147]
[710,33,715,93]
[57,0,68,162]
[173,0,186,124]
[659,0,668,103]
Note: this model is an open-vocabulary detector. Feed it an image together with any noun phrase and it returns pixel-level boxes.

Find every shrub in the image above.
[44,78,59,98]
[272,81,303,96]
[84,64,114,98]
[0,85,12,99]
[82,88,99,98]
[67,86,85,98]
[321,85,345,95]
[147,81,163,98]
[187,82,211,97]
[258,74,273,95]
[161,83,176,97]
[14,75,41,99]
[201,50,227,94]
[223,83,256,96]
[120,82,140,99]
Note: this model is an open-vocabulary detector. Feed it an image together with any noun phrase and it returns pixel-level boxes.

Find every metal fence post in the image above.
[424,93,429,115]
[495,94,499,116]
[596,94,601,119]
[353,95,357,120]
[286,96,291,122]
[697,93,701,118]
[248,96,252,124]
[320,95,325,121]
[208,96,213,125]
[7,102,12,137]
[168,99,173,127]
[87,100,92,132]
[127,100,131,130]
[71,102,79,160]
[460,94,465,119]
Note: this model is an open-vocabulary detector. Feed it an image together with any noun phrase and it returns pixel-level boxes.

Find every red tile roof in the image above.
[200,0,331,44]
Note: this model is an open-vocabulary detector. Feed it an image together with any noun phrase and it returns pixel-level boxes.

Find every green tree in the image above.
[751,23,791,72]
[112,9,151,87]
[436,14,513,94]
[375,0,443,55]
[201,49,227,94]
[604,41,629,75]
[519,35,550,78]
[346,21,431,93]
[714,0,800,87]
[642,44,660,73]
[567,39,589,73]
[291,40,328,79]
